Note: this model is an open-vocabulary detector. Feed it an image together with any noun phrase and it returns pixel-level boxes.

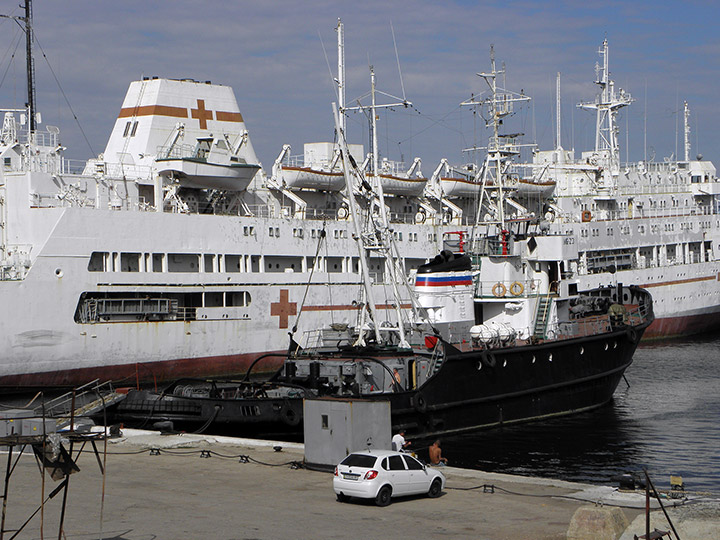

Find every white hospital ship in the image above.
[1,13,718,387]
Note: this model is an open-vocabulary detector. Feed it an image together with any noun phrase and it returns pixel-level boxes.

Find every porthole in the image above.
[604,343,609,351]
[531,355,536,364]
[548,354,553,362]
[613,342,617,349]
[502,360,507,368]
[55,268,63,278]
[580,346,584,355]
[477,361,483,371]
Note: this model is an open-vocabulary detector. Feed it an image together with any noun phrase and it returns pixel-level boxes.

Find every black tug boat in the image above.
[110,251,653,440]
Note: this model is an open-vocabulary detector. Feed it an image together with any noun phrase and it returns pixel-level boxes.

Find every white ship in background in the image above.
[1,9,719,387]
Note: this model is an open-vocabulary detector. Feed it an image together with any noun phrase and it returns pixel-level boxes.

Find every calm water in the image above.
[441,334,720,494]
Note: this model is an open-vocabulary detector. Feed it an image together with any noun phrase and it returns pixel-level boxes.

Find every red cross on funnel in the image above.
[191,99,214,129]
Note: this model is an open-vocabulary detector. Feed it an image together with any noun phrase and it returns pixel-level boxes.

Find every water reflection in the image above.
[439,335,720,492]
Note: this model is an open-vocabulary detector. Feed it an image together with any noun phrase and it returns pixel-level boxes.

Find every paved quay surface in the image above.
[0,429,698,540]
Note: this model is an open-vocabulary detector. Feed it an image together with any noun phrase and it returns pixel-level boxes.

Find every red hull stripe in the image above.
[0,352,286,389]
[642,274,718,288]
[643,311,720,340]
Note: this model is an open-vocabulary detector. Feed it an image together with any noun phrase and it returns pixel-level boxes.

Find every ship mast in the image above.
[336,28,424,349]
[0,0,37,135]
[336,18,346,134]
[460,46,530,229]
[578,39,633,177]
[24,0,36,133]
[683,101,691,162]
[556,72,562,150]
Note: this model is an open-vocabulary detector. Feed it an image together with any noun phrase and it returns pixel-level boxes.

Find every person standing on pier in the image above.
[392,430,410,452]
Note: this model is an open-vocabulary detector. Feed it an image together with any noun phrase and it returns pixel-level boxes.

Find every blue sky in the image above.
[1,0,718,171]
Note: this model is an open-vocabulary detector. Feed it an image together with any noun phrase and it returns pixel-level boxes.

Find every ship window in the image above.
[168,253,199,272]
[88,252,108,272]
[327,257,343,273]
[152,253,164,272]
[123,122,131,137]
[225,255,241,272]
[120,253,140,272]
[204,292,223,307]
[130,121,139,137]
[204,254,215,273]
[269,228,274,237]
[227,291,251,307]
[4,157,11,170]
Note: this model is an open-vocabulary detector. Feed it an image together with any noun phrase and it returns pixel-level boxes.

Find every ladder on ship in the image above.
[32,379,126,430]
[532,294,553,340]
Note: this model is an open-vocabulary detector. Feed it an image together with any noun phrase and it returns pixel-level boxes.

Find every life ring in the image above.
[337,206,349,220]
[492,282,507,297]
[481,351,497,369]
[581,210,592,222]
[509,281,524,296]
[414,211,426,224]
[412,393,428,413]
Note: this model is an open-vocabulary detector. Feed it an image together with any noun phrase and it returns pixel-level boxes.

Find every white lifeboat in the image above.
[157,137,260,191]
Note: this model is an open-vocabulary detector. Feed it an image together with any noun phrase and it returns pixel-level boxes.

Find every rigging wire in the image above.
[291,222,327,336]
[390,21,406,102]
[0,30,23,93]
[32,35,96,156]
[318,31,339,103]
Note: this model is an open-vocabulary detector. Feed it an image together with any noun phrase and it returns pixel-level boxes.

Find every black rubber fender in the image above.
[280,404,301,426]
[412,393,428,413]
[482,351,497,369]
[627,326,638,344]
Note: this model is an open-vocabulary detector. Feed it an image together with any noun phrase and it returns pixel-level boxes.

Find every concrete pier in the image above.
[0,429,714,540]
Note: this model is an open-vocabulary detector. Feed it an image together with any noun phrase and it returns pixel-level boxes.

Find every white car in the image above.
[333,449,446,506]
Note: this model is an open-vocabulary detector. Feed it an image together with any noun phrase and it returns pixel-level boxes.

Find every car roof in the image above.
[346,449,409,458]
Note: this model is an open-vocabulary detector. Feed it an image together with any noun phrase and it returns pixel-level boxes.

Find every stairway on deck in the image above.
[533,296,552,340]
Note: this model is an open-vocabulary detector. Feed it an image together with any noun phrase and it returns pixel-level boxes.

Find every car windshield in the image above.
[340,454,377,468]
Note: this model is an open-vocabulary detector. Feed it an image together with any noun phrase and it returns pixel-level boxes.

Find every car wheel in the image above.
[428,478,442,498]
[375,485,392,507]
[336,492,349,503]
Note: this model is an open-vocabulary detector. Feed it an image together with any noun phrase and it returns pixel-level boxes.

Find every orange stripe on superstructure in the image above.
[118,105,188,119]
[216,111,244,122]
[642,274,717,288]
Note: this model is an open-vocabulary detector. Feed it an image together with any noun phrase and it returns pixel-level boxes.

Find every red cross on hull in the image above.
[270,289,297,329]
